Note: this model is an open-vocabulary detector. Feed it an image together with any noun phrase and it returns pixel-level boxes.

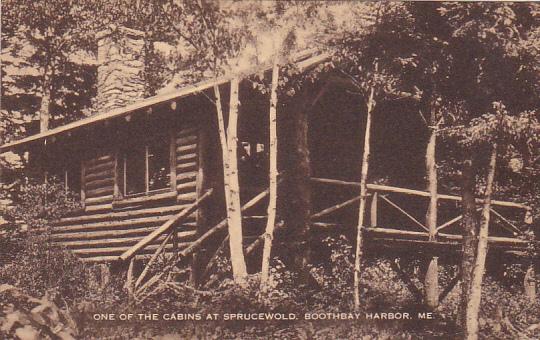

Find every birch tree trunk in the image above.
[465,143,497,340]
[213,83,247,283]
[353,78,376,311]
[260,62,279,289]
[40,66,53,132]
[424,111,439,309]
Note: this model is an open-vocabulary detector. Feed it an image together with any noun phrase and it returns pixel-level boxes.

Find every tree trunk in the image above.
[425,112,439,309]
[459,156,478,327]
[213,83,247,283]
[280,86,312,281]
[353,80,376,311]
[465,143,497,340]
[40,66,53,132]
[260,62,279,290]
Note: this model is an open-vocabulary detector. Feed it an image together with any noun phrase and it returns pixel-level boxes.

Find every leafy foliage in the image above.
[2,178,81,231]
[0,284,78,340]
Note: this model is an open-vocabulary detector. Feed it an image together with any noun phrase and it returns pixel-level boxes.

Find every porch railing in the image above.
[310,177,532,244]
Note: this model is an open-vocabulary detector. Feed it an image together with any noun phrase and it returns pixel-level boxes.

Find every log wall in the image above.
[51,120,202,262]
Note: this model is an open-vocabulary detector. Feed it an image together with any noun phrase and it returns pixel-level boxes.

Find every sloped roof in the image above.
[0,50,329,153]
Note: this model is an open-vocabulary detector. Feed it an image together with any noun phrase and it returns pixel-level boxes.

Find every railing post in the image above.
[524,265,537,301]
[424,120,439,309]
[525,208,533,224]
[370,192,378,227]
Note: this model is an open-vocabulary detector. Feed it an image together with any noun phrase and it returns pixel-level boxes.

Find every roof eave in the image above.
[0,50,330,154]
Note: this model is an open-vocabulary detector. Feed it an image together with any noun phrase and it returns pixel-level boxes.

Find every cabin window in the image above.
[120,133,171,196]
[47,161,81,196]
[64,163,82,195]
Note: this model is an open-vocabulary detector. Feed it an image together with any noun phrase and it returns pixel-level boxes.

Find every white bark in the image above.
[425,123,439,308]
[353,71,377,310]
[213,82,248,283]
[465,143,497,340]
[260,62,279,290]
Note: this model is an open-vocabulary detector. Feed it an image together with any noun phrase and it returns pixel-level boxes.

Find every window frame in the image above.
[117,130,176,199]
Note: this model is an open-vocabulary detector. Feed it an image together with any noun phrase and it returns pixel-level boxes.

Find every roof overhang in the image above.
[0,50,330,153]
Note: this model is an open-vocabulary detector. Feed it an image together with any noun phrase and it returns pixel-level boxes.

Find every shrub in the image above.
[2,178,81,231]
[0,284,79,340]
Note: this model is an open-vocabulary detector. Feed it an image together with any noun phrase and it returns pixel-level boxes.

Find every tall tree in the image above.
[325,2,421,309]
[260,61,279,289]
[1,0,98,132]
[159,0,257,283]
[437,3,540,336]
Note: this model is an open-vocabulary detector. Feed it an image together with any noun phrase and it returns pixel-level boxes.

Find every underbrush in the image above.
[1,228,538,339]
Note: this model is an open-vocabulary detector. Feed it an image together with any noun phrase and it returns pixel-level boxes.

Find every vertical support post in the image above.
[170,131,177,192]
[100,263,110,288]
[191,120,210,286]
[424,111,439,309]
[172,226,178,252]
[126,258,135,300]
[145,145,149,193]
[113,149,120,200]
[525,208,533,225]
[370,192,378,227]
[80,159,86,209]
[424,256,439,308]
[524,265,536,301]
[354,67,377,310]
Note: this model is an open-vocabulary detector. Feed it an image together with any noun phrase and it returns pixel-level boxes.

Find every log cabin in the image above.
[0,27,330,265]
[0,26,536,302]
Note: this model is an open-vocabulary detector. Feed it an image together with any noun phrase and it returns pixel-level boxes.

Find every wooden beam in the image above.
[55,204,190,225]
[379,195,429,232]
[119,189,213,261]
[370,192,378,227]
[365,227,532,246]
[310,177,529,210]
[437,214,464,232]
[490,208,521,236]
[52,229,196,243]
[135,231,174,288]
[311,195,361,219]
[201,235,229,281]
[126,258,135,297]
[178,187,271,258]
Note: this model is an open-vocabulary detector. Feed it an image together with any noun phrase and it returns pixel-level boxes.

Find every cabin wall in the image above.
[83,154,115,213]
[49,112,203,262]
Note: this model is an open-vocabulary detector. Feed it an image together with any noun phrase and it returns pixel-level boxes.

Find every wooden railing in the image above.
[310,177,532,242]
[120,189,214,262]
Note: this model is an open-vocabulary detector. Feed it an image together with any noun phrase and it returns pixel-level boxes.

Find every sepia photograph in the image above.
[0,1,539,339]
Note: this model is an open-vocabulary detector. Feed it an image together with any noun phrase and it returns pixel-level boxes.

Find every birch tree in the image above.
[225,78,248,281]
[260,61,279,289]
[159,1,257,283]
[325,2,422,310]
